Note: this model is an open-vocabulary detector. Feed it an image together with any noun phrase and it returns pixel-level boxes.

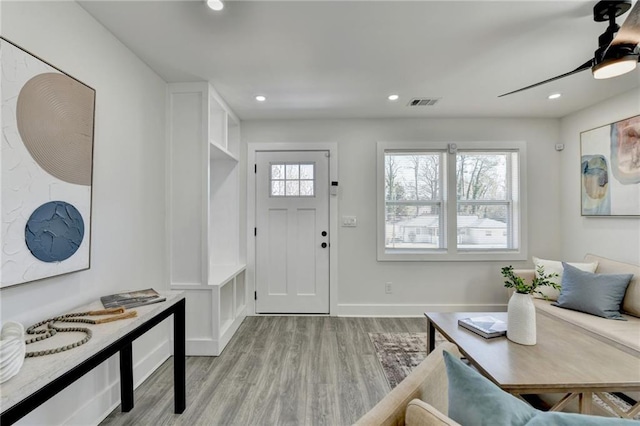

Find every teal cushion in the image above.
[443,351,638,425]
[552,262,633,320]
[443,350,537,425]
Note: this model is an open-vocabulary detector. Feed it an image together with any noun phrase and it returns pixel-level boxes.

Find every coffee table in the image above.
[425,310,640,418]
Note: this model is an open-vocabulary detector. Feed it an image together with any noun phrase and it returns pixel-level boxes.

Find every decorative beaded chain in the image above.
[25,308,137,357]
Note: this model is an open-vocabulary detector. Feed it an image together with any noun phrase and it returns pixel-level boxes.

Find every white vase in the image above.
[0,321,26,383]
[507,292,536,345]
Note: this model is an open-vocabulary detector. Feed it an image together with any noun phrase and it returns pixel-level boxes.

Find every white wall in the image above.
[560,89,640,265]
[1,2,169,424]
[242,118,563,315]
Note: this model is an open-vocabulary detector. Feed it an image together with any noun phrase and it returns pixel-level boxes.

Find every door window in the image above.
[270,163,315,197]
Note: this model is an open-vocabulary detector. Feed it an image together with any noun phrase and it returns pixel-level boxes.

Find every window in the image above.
[384,151,445,250]
[377,142,526,261]
[270,163,315,197]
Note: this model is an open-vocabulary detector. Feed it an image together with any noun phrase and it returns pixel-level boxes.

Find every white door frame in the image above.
[247,142,338,316]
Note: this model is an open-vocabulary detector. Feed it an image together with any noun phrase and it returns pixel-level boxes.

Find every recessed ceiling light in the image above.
[206,0,224,11]
[548,93,562,100]
[255,95,266,102]
[388,94,399,101]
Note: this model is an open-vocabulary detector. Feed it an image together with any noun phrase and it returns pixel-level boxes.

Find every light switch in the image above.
[342,216,357,227]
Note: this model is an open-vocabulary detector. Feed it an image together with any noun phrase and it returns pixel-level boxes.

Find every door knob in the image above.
[321,231,327,237]
[321,242,327,248]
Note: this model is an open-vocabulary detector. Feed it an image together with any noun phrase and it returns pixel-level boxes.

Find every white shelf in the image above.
[219,319,234,336]
[209,97,227,150]
[209,263,246,287]
[210,141,239,162]
[169,82,244,357]
[227,114,240,158]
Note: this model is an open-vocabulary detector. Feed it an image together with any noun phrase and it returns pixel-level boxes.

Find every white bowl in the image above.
[0,321,26,383]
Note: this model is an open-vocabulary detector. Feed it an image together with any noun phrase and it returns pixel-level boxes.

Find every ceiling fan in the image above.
[499,0,640,97]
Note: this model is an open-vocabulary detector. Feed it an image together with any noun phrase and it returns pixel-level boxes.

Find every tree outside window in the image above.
[379,142,525,261]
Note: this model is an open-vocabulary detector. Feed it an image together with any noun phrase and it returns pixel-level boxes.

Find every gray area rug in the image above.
[369,332,638,420]
[368,332,440,389]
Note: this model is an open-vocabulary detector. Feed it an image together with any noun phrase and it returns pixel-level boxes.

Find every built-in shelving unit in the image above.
[168,82,245,356]
[210,142,238,162]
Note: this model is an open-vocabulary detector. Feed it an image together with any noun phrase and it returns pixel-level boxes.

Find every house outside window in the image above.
[377,141,527,261]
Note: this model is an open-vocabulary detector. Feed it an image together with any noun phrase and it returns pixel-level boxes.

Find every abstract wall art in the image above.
[580,115,640,216]
[1,38,95,287]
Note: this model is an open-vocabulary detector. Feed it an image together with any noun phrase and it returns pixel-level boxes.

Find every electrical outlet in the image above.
[385,282,392,294]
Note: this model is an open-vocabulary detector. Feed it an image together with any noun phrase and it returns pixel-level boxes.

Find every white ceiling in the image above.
[79,0,640,120]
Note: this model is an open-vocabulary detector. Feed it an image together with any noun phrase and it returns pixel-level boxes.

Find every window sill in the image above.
[377,249,527,262]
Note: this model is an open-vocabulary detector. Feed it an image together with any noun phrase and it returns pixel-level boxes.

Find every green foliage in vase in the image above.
[501,265,560,297]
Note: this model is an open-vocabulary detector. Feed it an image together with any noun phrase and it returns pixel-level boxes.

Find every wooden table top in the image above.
[425,311,640,394]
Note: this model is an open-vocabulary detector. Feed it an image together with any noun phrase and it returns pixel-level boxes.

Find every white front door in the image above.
[255,150,329,314]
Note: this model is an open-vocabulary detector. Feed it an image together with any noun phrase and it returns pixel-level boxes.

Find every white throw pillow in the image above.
[532,256,598,301]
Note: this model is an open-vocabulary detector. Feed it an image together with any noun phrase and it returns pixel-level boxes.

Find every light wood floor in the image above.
[101,316,427,426]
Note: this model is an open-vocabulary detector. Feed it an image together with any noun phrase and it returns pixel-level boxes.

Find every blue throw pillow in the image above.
[443,351,638,425]
[443,350,537,425]
[552,262,633,320]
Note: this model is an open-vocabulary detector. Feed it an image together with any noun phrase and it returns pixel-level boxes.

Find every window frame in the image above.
[377,141,528,262]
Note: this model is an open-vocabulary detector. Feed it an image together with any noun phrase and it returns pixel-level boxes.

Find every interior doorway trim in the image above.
[247,142,339,316]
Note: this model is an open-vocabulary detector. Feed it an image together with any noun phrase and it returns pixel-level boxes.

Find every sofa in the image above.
[355,340,638,425]
[354,254,639,425]
[354,342,463,426]
[514,254,640,357]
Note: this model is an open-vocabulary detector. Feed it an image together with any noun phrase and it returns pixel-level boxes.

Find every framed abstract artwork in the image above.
[580,114,640,216]
[1,38,95,287]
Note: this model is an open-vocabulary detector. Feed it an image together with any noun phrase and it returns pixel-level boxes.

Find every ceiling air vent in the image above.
[407,98,440,107]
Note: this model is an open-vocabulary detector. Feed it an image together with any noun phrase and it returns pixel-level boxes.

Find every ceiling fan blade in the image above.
[612,0,640,46]
[498,59,593,98]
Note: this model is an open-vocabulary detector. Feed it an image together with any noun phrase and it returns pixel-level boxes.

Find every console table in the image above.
[0,291,186,425]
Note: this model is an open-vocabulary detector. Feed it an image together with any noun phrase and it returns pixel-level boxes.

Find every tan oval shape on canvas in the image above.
[16,72,94,186]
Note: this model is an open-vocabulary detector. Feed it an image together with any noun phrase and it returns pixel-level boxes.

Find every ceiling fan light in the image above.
[592,55,638,79]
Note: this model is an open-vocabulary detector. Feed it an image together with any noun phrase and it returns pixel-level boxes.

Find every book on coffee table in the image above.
[458,316,507,339]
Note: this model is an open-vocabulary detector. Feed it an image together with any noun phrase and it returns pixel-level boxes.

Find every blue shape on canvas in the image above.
[25,201,85,262]
[581,155,610,215]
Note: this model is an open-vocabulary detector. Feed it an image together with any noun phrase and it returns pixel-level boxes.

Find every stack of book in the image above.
[100,288,166,310]
[458,316,507,339]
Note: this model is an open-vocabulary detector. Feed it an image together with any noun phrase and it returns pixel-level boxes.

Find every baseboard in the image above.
[336,303,507,317]
[62,338,172,426]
